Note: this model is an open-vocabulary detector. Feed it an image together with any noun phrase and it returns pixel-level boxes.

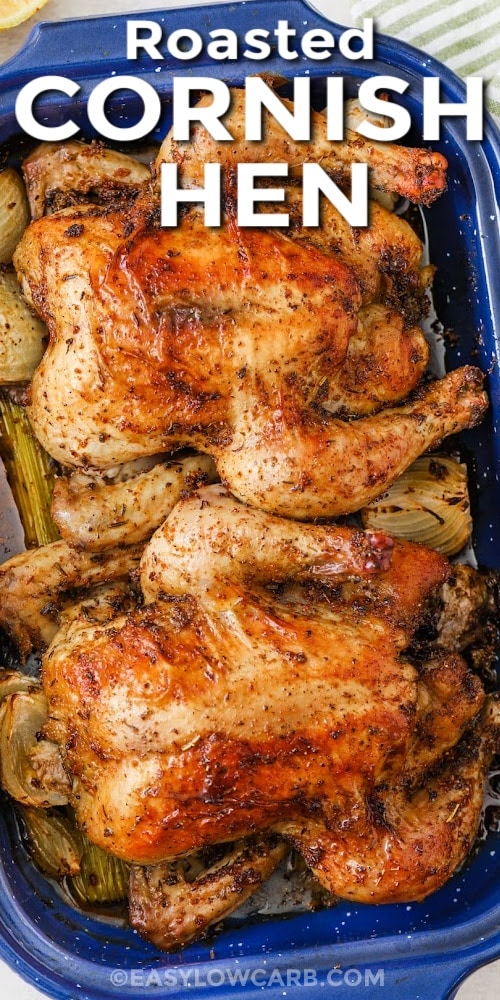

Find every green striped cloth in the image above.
[351,0,500,121]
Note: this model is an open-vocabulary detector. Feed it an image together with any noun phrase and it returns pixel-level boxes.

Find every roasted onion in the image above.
[361,455,472,556]
[0,688,70,807]
[0,269,46,383]
[0,169,30,263]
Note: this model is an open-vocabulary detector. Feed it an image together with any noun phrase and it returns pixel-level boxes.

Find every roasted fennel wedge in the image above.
[17,806,82,879]
[17,804,129,904]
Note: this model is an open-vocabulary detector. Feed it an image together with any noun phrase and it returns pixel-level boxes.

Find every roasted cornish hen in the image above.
[13,89,487,519]
[40,487,500,920]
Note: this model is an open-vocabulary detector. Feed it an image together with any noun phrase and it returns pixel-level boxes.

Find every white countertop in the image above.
[0,2,499,998]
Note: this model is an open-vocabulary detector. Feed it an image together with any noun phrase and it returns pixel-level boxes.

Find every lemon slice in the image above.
[0,1,49,31]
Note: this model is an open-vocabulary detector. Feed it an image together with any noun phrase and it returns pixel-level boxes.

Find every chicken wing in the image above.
[0,454,216,655]
[0,537,141,657]
[22,140,151,219]
[51,453,217,550]
[129,836,289,951]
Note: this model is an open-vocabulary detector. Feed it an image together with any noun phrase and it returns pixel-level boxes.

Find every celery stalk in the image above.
[0,391,59,548]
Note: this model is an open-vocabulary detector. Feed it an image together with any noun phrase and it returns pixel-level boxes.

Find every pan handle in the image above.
[0,1,347,134]
[1,13,139,84]
[243,954,498,1000]
[360,956,493,1000]
[0,1,346,84]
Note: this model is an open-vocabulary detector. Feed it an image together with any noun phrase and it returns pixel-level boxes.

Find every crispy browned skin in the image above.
[320,304,430,416]
[41,486,499,904]
[275,186,428,313]
[286,706,495,904]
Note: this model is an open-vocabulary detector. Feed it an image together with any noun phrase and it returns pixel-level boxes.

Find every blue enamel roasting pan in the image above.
[0,2,500,997]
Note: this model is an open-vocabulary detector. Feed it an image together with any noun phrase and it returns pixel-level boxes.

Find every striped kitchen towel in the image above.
[351,0,500,120]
